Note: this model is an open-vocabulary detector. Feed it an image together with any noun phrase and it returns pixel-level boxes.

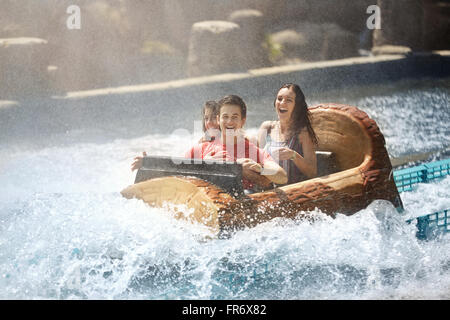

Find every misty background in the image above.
[1,0,449,100]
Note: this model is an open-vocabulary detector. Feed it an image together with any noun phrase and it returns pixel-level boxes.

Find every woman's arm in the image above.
[291,130,317,178]
[239,158,288,186]
[241,164,273,188]
[261,160,288,185]
[256,121,273,148]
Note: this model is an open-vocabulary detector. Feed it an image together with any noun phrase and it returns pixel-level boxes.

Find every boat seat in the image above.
[122,104,403,237]
[316,151,340,177]
[135,152,340,196]
[134,155,245,197]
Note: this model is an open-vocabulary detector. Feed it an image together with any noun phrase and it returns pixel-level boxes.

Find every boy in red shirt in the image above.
[185,95,287,190]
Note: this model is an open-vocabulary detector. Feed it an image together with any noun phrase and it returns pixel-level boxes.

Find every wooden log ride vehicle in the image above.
[121,103,403,238]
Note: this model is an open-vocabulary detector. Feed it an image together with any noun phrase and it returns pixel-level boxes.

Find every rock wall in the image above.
[0,38,54,100]
[373,0,450,54]
[423,0,450,50]
[0,0,448,96]
[373,0,426,50]
[268,22,358,64]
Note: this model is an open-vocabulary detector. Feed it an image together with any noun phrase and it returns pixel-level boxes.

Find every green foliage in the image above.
[262,34,283,64]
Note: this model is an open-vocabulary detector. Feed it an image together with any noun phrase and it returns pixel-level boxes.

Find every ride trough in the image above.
[121,103,403,238]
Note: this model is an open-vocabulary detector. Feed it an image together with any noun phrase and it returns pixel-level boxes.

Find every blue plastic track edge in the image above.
[393,158,450,192]
[406,209,450,241]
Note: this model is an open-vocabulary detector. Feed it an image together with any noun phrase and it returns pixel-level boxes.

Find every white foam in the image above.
[0,83,449,299]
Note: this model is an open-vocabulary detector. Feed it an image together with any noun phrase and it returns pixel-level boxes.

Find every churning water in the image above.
[0,78,449,299]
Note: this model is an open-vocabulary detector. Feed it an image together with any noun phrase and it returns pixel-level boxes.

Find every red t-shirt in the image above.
[185,138,273,189]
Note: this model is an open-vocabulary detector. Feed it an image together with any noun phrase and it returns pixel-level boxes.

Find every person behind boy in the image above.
[131,100,221,172]
[200,100,220,142]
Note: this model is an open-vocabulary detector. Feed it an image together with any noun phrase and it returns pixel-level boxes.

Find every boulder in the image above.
[187,20,242,77]
[268,22,358,64]
[161,0,280,51]
[228,9,264,41]
[321,23,358,60]
[371,45,412,56]
[0,38,51,99]
[214,0,275,18]
[228,9,269,69]
[269,23,323,63]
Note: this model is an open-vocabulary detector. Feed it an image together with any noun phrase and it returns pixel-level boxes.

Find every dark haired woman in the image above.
[257,83,318,184]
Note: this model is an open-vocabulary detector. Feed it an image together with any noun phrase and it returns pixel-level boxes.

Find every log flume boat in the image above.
[121,103,403,237]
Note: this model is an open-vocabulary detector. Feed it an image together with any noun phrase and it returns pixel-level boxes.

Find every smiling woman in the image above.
[257,83,318,184]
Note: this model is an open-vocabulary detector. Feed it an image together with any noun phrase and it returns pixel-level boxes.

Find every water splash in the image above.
[0,81,449,299]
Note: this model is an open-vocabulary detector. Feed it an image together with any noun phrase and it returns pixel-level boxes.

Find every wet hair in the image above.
[275,83,318,145]
[202,100,220,132]
[218,95,247,119]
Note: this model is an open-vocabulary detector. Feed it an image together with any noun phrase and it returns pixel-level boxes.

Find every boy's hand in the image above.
[131,151,147,171]
[238,158,262,173]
